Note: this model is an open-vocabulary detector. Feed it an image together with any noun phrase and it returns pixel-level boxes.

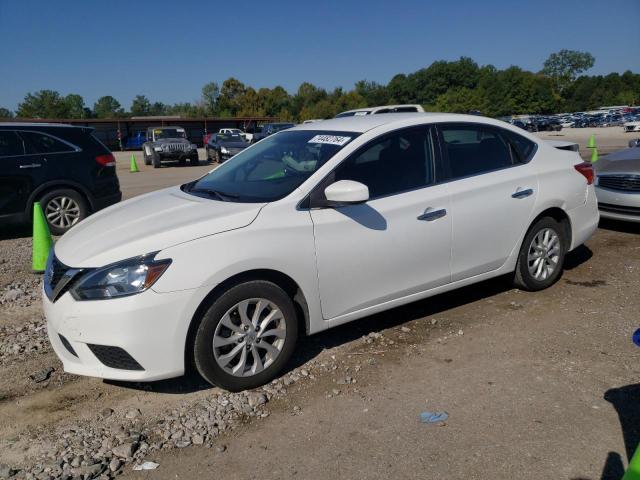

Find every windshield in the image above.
[155,128,186,139]
[217,133,246,144]
[270,123,294,132]
[184,130,359,202]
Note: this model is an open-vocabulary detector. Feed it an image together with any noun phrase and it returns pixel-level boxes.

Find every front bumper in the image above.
[44,285,209,381]
[158,149,197,159]
[595,186,640,223]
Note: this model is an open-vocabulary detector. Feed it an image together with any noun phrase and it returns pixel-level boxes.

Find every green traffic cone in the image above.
[623,445,640,480]
[130,154,140,173]
[32,202,53,273]
[591,147,599,163]
[587,134,596,149]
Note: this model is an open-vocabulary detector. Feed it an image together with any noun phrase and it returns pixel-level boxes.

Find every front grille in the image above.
[164,143,188,152]
[598,175,640,192]
[45,255,83,302]
[59,334,78,357]
[87,344,144,371]
[49,256,69,288]
[599,203,640,216]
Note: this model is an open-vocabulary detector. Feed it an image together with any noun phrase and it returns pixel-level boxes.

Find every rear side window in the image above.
[439,124,513,179]
[0,131,24,157]
[20,131,76,154]
[502,130,537,163]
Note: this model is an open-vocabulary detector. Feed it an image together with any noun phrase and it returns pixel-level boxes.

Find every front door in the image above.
[310,126,452,320]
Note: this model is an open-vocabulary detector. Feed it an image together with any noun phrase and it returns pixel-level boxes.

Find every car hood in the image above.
[220,142,248,148]
[55,186,267,267]
[155,137,190,144]
[596,148,640,175]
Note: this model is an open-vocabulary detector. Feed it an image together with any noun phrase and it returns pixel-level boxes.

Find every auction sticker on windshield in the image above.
[308,135,351,146]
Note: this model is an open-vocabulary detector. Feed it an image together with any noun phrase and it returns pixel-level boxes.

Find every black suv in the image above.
[0,123,122,235]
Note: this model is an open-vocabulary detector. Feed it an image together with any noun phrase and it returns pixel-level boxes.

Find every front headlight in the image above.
[190,143,198,150]
[154,146,163,152]
[70,254,171,300]
[220,147,229,154]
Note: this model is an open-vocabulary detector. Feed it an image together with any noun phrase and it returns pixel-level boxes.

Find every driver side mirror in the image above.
[322,180,369,207]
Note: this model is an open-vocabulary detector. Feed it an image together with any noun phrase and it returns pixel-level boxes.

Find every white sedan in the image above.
[43,113,599,391]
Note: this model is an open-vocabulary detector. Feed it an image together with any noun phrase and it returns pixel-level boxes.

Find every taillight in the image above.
[574,162,594,185]
[96,154,116,167]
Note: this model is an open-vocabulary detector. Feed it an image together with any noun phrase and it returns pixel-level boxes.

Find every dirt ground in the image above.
[1,126,639,480]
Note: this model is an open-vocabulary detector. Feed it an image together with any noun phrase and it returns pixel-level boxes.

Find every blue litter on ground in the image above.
[420,411,449,423]
[632,328,640,348]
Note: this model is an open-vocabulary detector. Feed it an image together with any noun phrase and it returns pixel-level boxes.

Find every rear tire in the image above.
[39,188,88,235]
[193,281,298,391]
[513,217,567,291]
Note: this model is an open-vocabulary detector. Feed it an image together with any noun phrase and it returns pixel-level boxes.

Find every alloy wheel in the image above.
[45,196,81,229]
[213,298,286,377]
[527,227,561,281]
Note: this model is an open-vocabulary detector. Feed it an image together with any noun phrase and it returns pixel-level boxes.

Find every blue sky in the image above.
[1,0,639,111]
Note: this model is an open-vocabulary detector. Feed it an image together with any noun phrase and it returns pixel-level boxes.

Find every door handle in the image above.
[511,188,533,199]
[417,208,447,221]
[19,163,42,169]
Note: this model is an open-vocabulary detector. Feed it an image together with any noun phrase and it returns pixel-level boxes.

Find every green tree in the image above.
[0,107,14,118]
[202,81,220,116]
[17,90,70,118]
[93,96,124,118]
[65,94,88,118]
[218,78,246,115]
[541,49,595,94]
[130,95,152,116]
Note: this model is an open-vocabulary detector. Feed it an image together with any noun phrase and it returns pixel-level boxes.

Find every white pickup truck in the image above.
[219,128,252,143]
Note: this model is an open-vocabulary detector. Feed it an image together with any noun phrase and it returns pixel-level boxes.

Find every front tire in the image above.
[39,189,88,235]
[152,152,161,168]
[193,281,298,391]
[513,217,567,291]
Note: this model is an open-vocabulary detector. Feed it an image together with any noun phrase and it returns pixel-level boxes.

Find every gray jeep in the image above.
[142,126,199,168]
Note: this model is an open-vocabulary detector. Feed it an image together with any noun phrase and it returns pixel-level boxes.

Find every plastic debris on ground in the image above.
[133,461,159,471]
[419,411,449,424]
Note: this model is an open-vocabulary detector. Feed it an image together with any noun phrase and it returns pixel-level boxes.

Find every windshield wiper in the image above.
[189,188,239,201]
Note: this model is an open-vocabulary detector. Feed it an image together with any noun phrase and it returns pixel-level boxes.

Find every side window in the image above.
[20,131,75,154]
[439,124,513,179]
[333,127,434,199]
[502,130,537,164]
[0,131,24,157]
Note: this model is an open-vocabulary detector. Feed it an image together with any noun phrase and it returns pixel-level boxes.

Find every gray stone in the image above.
[247,392,268,408]
[29,367,55,383]
[112,442,138,459]
[125,409,141,419]
[108,458,121,472]
[0,465,17,478]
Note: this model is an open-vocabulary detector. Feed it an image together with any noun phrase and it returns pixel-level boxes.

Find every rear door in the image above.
[436,123,538,281]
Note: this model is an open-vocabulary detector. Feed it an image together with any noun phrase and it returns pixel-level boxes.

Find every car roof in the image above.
[149,126,184,129]
[290,112,507,133]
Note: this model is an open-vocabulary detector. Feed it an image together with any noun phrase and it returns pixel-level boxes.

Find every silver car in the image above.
[595,147,640,222]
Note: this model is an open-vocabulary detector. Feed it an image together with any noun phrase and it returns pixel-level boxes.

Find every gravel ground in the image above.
[0,127,638,479]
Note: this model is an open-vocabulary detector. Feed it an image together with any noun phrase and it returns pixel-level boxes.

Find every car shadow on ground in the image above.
[595,384,640,480]
[108,245,594,395]
[0,224,32,240]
